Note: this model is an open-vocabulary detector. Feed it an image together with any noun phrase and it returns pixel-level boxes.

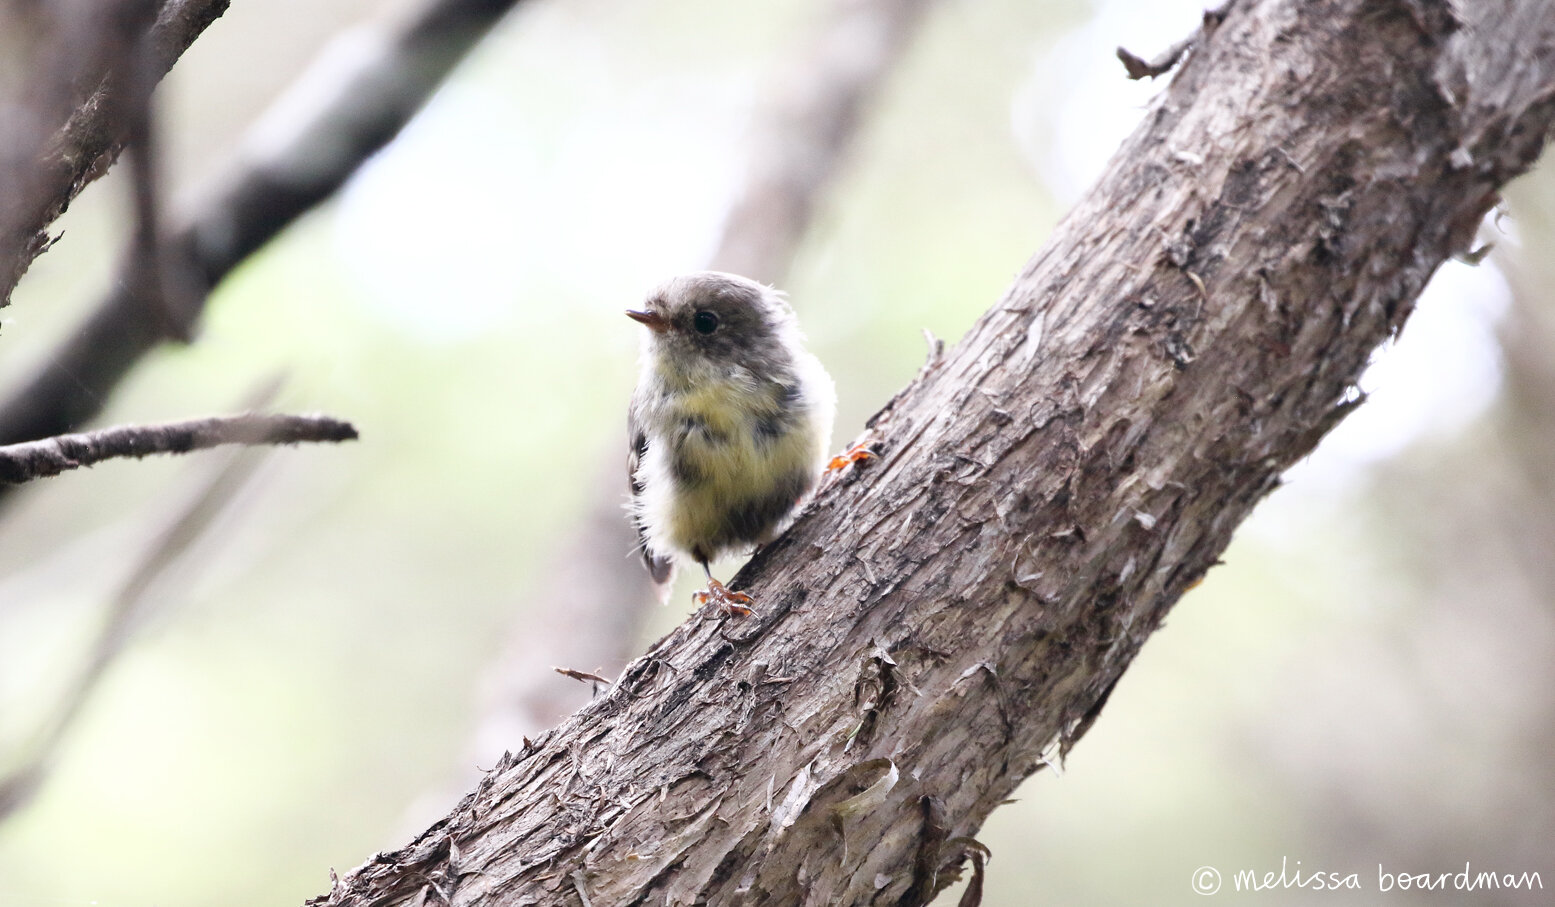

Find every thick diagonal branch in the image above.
[313,0,1555,904]
[0,413,356,484]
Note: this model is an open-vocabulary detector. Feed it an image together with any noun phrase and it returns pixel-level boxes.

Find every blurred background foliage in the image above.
[0,0,1549,904]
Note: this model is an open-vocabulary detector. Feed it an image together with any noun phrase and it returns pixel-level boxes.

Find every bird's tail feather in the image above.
[645,551,675,604]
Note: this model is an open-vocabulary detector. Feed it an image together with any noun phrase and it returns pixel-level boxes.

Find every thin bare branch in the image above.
[1116,2,1232,80]
[0,412,356,484]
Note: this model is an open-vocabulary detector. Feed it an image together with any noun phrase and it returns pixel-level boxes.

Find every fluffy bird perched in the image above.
[626,271,836,613]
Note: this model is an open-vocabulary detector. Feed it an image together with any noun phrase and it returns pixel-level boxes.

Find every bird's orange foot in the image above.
[826,442,877,474]
[693,578,755,616]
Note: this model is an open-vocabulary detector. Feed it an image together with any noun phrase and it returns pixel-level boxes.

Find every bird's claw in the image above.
[693,578,755,616]
[826,442,876,474]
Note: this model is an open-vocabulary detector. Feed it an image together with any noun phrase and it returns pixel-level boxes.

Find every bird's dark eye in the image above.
[692,310,720,334]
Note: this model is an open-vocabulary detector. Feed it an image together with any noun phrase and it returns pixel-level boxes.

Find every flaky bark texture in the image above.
[313,0,1555,904]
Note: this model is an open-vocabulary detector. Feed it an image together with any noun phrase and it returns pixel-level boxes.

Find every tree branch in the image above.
[0,0,528,447]
[0,0,230,306]
[0,413,356,484]
[312,0,1555,903]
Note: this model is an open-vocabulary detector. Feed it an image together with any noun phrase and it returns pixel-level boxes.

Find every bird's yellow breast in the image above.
[661,377,820,555]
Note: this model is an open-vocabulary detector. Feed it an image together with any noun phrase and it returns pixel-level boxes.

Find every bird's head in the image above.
[627,271,798,374]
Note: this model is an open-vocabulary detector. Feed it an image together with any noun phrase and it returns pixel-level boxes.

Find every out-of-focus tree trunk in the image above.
[310,1,1555,904]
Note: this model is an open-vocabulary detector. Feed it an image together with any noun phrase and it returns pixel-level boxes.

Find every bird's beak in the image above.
[625,309,669,332]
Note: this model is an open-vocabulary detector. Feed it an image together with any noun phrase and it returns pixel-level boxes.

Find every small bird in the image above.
[626,271,837,614]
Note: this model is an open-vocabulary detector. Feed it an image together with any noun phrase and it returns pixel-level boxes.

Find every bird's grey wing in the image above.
[628,405,675,586]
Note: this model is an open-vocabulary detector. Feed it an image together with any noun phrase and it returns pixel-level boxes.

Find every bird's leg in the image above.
[691,560,754,616]
[826,441,876,473]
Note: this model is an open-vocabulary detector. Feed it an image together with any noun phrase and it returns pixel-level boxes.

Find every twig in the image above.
[1116,1,1234,80]
[0,0,528,448]
[1116,36,1195,80]
[466,479,656,761]
[0,413,357,484]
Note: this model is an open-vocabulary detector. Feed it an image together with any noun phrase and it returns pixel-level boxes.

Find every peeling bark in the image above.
[312,0,1555,904]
